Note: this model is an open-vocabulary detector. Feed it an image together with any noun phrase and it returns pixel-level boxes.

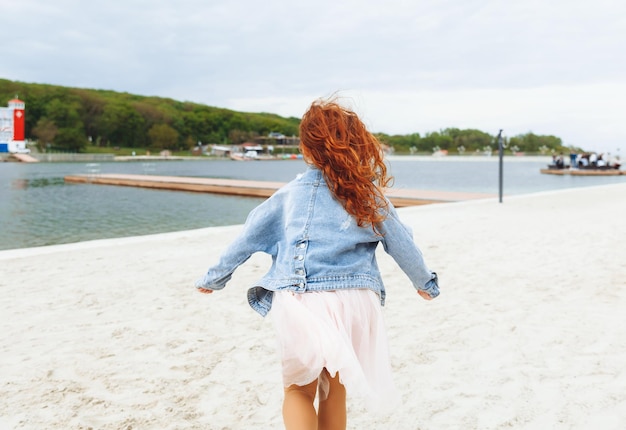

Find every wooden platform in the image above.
[64,173,495,207]
[9,153,39,163]
[540,168,624,176]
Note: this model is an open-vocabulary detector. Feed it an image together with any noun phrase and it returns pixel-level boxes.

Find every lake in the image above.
[1,156,624,251]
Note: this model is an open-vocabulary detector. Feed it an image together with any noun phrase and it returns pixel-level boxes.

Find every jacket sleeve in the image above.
[379,203,440,298]
[194,193,283,291]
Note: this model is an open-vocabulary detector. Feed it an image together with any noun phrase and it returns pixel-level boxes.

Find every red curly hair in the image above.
[299,98,392,231]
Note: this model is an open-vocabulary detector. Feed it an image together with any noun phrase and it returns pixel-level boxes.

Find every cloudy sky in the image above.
[2,0,625,153]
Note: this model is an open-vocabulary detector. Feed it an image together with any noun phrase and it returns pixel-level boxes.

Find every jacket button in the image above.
[298,242,306,249]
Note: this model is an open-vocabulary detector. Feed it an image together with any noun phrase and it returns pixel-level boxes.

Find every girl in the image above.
[196,97,439,430]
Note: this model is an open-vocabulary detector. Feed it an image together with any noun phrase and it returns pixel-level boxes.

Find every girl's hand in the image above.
[198,288,214,294]
[417,290,433,300]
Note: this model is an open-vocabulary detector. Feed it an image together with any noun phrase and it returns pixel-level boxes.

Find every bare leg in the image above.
[283,378,318,430]
[318,369,347,430]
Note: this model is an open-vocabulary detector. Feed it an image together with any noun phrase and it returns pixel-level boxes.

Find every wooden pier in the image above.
[540,168,624,176]
[64,173,495,207]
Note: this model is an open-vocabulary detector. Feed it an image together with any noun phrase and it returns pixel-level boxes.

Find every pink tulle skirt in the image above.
[270,288,400,411]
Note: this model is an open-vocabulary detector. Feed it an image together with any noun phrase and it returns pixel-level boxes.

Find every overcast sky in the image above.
[2,0,625,153]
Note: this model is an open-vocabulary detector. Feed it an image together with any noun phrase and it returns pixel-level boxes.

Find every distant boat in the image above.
[229,150,270,161]
[229,151,255,161]
[230,150,303,161]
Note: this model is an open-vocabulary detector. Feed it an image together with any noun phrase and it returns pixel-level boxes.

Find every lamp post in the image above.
[497,130,504,203]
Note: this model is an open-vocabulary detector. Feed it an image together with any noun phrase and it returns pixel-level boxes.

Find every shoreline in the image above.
[1,181,620,255]
[0,225,241,260]
[386,154,553,162]
[2,153,554,163]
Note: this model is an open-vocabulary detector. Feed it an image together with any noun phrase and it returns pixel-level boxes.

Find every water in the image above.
[1,157,624,251]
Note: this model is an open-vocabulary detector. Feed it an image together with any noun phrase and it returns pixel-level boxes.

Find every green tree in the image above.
[43,98,86,151]
[421,131,454,151]
[54,128,87,152]
[73,89,106,143]
[229,129,258,144]
[376,132,422,152]
[98,102,145,147]
[443,128,493,152]
[510,132,563,153]
[31,117,58,151]
[148,123,179,150]
[45,98,82,127]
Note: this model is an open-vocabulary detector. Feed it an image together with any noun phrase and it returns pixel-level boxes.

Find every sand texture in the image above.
[1,183,625,429]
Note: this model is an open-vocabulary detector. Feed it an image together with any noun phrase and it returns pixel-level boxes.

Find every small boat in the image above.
[230,150,264,161]
[230,150,303,161]
[229,152,252,161]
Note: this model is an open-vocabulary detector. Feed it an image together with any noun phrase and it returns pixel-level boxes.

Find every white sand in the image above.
[1,183,625,430]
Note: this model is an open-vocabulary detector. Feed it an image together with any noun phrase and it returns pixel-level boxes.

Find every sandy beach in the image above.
[1,182,625,430]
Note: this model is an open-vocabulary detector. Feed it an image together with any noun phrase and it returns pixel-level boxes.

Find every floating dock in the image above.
[540,168,624,176]
[64,173,495,207]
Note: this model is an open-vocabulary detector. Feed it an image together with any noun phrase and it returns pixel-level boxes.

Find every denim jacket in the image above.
[195,166,439,316]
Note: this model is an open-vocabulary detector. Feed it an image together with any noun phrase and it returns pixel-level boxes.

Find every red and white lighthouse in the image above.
[0,97,29,153]
[9,98,25,142]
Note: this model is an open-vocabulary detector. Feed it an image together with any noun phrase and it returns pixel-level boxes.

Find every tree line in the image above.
[0,79,300,153]
[376,128,571,155]
[0,78,574,155]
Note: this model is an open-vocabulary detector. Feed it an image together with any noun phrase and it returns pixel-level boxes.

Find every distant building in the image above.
[210,145,233,157]
[0,98,29,154]
[254,132,299,146]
